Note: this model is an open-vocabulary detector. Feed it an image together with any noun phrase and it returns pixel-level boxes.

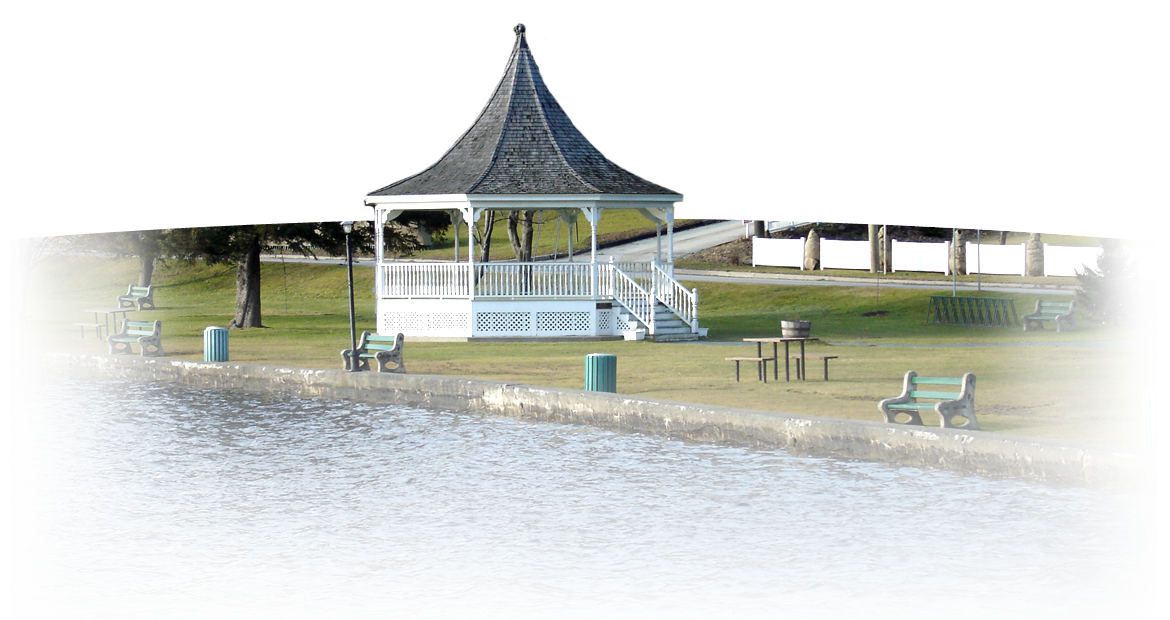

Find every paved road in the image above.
[595,220,745,263]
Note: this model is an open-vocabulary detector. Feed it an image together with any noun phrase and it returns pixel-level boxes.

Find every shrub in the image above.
[1075,239,1133,325]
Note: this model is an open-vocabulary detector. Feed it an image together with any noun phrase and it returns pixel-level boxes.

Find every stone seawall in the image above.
[51,354,1137,489]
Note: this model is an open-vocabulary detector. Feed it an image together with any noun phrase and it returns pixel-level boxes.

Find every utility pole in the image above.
[865,157,875,271]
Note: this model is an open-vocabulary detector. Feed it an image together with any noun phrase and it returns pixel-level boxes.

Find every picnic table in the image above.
[742,337,819,382]
[83,307,136,340]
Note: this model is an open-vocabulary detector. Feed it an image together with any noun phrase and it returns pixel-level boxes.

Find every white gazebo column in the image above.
[582,206,601,298]
[465,207,479,299]
[377,209,404,299]
[666,207,675,275]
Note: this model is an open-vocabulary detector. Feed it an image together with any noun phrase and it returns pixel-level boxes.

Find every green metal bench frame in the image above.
[879,371,978,430]
[107,319,164,357]
[342,332,406,373]
[1021,299,1076,332]
[928,295,1017,327]
[118,285,156,310]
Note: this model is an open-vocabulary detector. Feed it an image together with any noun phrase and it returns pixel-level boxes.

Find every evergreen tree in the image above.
[1071,229,1155,325]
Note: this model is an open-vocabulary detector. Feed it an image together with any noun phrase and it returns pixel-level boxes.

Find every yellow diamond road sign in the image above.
[875,173,898,204]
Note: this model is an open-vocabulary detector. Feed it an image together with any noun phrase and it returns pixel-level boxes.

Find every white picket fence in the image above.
[752,237,1101,276]
[758,159,1053,233]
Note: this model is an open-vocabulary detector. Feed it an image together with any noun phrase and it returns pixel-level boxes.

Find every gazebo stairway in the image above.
[616,301,703,342]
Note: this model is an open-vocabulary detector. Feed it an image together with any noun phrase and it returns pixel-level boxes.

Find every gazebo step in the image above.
[651,332,701,342]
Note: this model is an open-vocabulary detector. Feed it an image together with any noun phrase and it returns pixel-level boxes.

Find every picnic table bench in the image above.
[789,354,839,381]
[118,285,156,310]
[342,332,406,373]
[107,319,164,357]
[1022,299,1076,332]
[879,371,978,430]
[726,356,772,382]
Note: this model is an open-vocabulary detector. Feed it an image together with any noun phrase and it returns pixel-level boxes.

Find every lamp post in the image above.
[342,221,358,372]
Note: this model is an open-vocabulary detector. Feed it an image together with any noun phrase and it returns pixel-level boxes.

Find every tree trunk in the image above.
[138,253,157,287]
[748,159,767,236]
[228,235,263,329]
[476,212,495,263]
[506,210,536,261]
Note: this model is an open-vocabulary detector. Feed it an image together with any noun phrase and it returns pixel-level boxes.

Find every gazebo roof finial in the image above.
[514,23,525,36]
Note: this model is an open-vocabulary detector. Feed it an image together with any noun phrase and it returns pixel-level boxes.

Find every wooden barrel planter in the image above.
[781,320,811,338]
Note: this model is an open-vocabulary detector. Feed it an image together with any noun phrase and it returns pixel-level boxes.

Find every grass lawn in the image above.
[25,255,1142,451]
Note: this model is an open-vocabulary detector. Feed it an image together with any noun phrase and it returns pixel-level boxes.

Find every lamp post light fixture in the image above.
[342,221,359,371]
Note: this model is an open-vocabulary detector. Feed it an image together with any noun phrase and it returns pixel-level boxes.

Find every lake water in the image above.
[6,377,1152,620]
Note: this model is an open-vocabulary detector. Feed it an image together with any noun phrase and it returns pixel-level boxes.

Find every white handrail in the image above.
[651,263,699,332]
[762,159,1048,231]
[605,263,656,334]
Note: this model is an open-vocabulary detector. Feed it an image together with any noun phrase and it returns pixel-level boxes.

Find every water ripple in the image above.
[7,377,1149,620]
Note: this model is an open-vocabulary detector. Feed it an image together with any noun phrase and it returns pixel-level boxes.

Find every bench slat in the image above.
[909,390,961,400]
[887,403,938,410]
[911,376,963,385]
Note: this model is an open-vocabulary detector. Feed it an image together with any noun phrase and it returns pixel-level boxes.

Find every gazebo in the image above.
[364,24,703,341]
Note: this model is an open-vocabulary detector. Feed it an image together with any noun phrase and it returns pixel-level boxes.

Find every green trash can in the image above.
[1137,383,1155,446]
[584,353,617,393]
[204,326,229,362]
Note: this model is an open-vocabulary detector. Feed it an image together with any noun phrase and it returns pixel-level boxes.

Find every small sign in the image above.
[875,176,898,204]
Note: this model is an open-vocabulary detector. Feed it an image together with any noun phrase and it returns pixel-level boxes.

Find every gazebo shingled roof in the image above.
[368,24,678,198]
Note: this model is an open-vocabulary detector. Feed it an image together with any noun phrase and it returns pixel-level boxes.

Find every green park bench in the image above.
[1021,299,1076,332]
[878,371,978,430]
[118,285,156,310]
[107,319,164,357]
[928,295,1017,327]
[342,332,406,373]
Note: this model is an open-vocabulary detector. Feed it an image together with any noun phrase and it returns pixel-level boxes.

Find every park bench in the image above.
[118,285,156,310]
[107,319,164,357]
[726,356,772,382]
[342,332,406,373]
[878,371,978,430]
[1021,299,1076,332]
[11,301,30,329]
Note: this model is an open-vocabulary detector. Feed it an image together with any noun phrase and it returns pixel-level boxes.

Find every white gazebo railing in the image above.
[379,260,699,336]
